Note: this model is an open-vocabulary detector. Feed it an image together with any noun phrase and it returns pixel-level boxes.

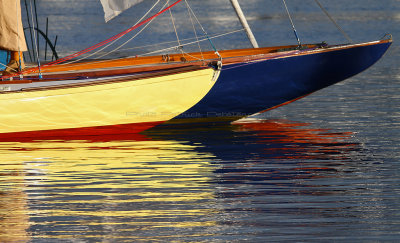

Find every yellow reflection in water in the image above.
[0,164,30,242]
[0,138,216,240]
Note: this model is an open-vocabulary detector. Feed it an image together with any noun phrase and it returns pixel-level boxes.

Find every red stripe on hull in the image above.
[0,121,164,142]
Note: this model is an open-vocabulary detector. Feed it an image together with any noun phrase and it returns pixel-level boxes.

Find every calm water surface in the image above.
[1,0,400,241]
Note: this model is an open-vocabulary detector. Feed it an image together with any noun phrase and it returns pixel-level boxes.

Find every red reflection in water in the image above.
[233,118,357,161]
[209,118,364,191]
[0,122,155,143]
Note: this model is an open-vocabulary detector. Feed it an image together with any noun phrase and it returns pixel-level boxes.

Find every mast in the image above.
[229,0,259,48]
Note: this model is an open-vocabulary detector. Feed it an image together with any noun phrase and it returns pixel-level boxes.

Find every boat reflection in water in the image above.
[149,118,360,163]
[0,132,217,241]
[232,118,358,161]
[0,162,30,242]
[0,119,364,241]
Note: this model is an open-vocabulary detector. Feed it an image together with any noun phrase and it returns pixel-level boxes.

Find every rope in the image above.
[35,28,242,74]
[314,0,353,43]
[168,2,185,56]
[180,51,203,61]
[282,0,301,46]
[66,0,163,63]
[0,62,10,69]
[119,29,244,54]
[185,0,204,61]
[129,29,245,57]
[184,1,220,58]
[50,0,181,64]
[92,0,167,59]
[2,0,183,79]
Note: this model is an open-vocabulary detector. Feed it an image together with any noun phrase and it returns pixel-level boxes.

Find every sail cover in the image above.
[0,0,27,51]
[100,0,145,22]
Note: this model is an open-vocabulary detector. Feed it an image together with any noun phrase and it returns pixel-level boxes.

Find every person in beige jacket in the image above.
[0,0,28,75]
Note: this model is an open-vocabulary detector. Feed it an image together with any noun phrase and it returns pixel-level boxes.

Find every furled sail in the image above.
[0,0,27,51]
[100,0,145,22]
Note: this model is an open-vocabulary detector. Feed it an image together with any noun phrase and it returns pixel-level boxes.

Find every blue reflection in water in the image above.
[0,117,397,242]
[155,119,398,241]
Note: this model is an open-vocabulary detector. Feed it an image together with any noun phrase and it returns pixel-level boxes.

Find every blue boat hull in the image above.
[176,40,392,119]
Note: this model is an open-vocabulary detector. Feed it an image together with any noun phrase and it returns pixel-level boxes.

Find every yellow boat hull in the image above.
[0,67,218,137]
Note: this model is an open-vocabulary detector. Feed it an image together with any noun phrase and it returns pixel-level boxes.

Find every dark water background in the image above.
[1,0,399,241]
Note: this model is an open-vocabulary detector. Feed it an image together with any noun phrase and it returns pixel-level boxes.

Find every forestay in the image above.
[100,0,144,22]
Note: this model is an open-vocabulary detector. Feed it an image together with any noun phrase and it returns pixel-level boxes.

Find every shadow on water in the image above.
[147,118,362,162]
[0,118,385,241]
[146,119,368,195]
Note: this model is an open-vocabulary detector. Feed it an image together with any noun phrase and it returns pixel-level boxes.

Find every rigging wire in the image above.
[185,0,204,61]
[15,0,23,74]
[64,0,163,63]
[64,0,219,65]
[314,0,353,43]
[282,0,301,47]
[0,63,9,70]
[38,28,243,72]
[48,0,182,64]
[93,0,165,60]
[168,1,184,55]
[4,0,226,79]
[129,30,242,58]
[29,0,42,78]
[5,0,184,79]
[184,1,221,58]
[64,28,244,66]
[56,29,243,66]
[119,29,244,54]
[23,0,34,62]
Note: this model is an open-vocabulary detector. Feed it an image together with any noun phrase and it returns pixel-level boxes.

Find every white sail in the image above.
[100,0,145,22]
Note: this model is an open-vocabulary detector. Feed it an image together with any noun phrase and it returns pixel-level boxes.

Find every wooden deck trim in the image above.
[1,65,208,93]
